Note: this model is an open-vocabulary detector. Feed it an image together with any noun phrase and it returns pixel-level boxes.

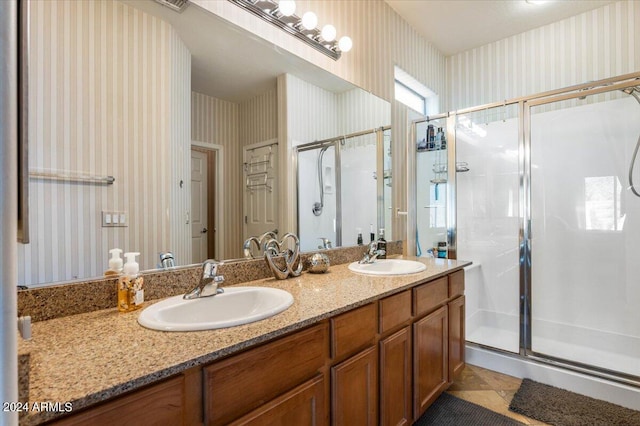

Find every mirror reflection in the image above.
[18,0,391,287]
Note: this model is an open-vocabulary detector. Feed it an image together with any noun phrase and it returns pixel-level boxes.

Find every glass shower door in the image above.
[456,105,521,353]
[528,92,640,377]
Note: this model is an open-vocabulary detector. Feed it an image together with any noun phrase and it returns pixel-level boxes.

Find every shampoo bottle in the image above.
[377,229,387,259]
[356,228,363,246]
[105,248,123,276]
[117,252,144,312]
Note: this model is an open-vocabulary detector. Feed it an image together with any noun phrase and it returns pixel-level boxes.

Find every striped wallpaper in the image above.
[239,87,278,147]
[191,91,241,260]
[191,86,280,260]
[170,30,192,270]
[286,74,340,146]
[447,0,640,110]
[18,0,191,286]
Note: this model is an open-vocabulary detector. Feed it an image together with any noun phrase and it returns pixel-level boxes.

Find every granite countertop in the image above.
[18,256,470,425]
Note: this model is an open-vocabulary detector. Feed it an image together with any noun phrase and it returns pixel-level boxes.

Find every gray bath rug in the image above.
[509,378,640,426]
[415,392,525,425]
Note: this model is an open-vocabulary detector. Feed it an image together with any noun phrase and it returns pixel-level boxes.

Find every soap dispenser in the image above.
[117,252,144,312]
[105,248,123,277]
[377,229,387,259]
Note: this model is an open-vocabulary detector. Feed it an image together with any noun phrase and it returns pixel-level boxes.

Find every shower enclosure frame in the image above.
[295,125,391,248]
[408,71,640,388]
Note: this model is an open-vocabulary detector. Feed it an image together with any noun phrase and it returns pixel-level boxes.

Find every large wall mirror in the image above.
[18,0,391,288]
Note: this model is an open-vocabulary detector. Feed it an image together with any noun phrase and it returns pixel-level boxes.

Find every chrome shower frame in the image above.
[408,71,640,388]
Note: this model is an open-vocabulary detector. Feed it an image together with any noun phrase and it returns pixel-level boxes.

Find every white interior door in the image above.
[243,143,279,241]
[191,149,208,263]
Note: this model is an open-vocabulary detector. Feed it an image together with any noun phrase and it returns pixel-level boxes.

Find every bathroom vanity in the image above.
[18,257,468,425]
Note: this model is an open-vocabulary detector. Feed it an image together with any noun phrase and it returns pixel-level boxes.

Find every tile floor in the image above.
[447,364,550,425]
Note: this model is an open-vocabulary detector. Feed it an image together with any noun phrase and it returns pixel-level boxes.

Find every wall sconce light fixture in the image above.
[228,0,352,60]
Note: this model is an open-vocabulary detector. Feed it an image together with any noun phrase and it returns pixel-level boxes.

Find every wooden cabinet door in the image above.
[229,375,327,426]
[448,295,465,382]
[413,305,448,419]
[331,346,378,426]
[379,327,411,426]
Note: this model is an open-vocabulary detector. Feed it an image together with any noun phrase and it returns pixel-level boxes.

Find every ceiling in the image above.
[123,0,354,102]
[384,0,615,56]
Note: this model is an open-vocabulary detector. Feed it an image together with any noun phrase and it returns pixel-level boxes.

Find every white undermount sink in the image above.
[138,286,294,332]
[348,259,427,276]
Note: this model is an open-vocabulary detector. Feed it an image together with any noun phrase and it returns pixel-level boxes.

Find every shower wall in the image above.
[456,107,520,353]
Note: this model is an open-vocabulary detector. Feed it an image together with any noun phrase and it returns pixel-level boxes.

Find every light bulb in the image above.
[338,36,352,52]
[301,11,317,30]
[321,24,336,42]
[278,0,296,17]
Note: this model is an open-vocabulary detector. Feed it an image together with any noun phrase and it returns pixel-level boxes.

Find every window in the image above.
[394,66,438,115]
[395,80,426,114]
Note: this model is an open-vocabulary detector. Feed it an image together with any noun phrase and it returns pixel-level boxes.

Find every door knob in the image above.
[201,228,208,234]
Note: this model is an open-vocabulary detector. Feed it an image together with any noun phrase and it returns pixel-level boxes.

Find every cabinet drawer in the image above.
[413,277,448,317]
[331,303,377,362]
[379,290,412,334]
[449,270,465,298]
[50,376,185,426]
[204,322,329,425]
[229,375,327,426]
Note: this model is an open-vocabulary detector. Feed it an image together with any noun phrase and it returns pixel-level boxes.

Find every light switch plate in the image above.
[102,211,127,227]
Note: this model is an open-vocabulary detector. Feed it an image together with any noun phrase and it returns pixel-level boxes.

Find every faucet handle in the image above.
[202,259,222,277]
[318,237,333,249]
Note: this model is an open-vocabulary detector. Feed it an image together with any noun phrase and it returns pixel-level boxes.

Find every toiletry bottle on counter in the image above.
[118,252,144,312]
[370,224,375,244]
[357,228,363,246]
[105,248,123,276]
[377,229,387,259]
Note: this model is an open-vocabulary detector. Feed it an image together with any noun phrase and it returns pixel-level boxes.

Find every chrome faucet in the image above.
[359,241,386,264]
[317,237,332,249]
[159,252,175,269]
[183,259,225,299]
